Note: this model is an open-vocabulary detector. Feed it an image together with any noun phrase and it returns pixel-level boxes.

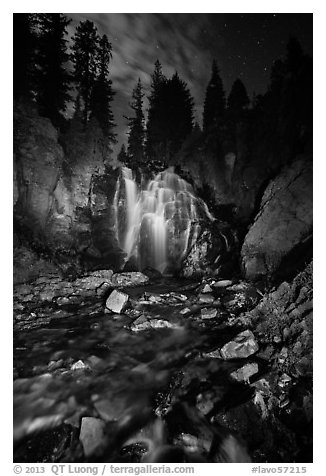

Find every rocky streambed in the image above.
[13,264,313,463]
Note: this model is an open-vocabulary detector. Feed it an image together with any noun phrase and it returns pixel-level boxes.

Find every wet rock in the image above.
[71,360,88,371]
[48,359,64,371]
[202,284,213,294]
[170,292,188,302]
[198,294,215,304]
[130,315,152,332]
[278,373,292,388]
[79,417,106,457]
[278,347,288,364]
[181,227,225,278]
[55,296,71,306]
[227,281,250,292]
[180,307,192,315]
[130,315,177,332]
[149,319,176,329]
[147,294,163,303]
[220,330,259,359]
[105,289,129,314]
[111,272,149,287]
[203,349,222,359]
[96,282,113,297]
[201,308,218,320]
[230,363,259,382]
[142,267,162,280]
[212,279,233,288]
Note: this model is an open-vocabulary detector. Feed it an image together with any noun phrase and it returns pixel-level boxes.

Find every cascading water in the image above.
[114,167,215,273]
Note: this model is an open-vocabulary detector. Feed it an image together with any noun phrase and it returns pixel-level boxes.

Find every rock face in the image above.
[14,104,64,236]
[241,157,312,281]
[13,104,121,269]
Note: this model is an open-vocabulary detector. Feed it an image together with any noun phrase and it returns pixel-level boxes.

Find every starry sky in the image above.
[67,13,313,152]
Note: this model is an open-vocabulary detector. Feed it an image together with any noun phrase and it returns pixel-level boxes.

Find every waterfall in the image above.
[114,167,214,273]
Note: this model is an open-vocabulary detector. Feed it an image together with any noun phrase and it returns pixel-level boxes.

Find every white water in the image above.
[114,167,214,273]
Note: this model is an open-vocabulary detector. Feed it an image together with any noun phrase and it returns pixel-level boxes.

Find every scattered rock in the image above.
[180,307,192,315]
[198,294,215,304]
[201,308,218,320]
[96,282,112,297]
[130,315,151,332]
[203,349,222,359]
[55,296,71,306]
[105,289,129,314]
[79,417,106,457]
[202,284,213,294]
[71,360,88,371]
[111,272,149,287]
[142,267,162,280]
[149,319,176,329]
[278,373,292,388]
[170,292,188,302]
[278,347,288,364]
[230,363,259,382]
[220,330,259,359]
[212,280,233,288]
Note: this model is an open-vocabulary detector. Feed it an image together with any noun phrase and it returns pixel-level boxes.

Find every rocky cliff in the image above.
[13,102,123,274]
[241,156,312,281]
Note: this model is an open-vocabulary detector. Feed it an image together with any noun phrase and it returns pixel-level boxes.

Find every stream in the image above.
[14,277,266,463]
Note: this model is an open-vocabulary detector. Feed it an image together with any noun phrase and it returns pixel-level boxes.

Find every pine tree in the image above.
[286,36,304,74]
[13,14,38,100]
[90,34,116,142]
[71,20,99,125]
[117,144,129,164]
[126,79,145,163]
[227,78,250,117]
[146,63,194,162]
[163,72,194,158]
[35,14,72,126]
[146,60,167,161]
[203,60,226,134]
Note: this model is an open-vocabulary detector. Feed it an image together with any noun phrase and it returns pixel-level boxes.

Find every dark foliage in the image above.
[13,14,38,100]
[227,78,250,118]
[126,79,145,163]
[117,144,129,165]
[146,63,194,162]
[90,35,116,142]
[34,14,72,127]
[71,20,100,125]
[203,60,226,134]
[146,60,167,161]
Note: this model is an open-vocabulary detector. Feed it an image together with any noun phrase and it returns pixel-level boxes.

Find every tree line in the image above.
[14,14,311,168]
[14,14,116,144]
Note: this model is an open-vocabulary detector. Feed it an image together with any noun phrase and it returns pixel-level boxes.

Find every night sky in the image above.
[67,13,313,151]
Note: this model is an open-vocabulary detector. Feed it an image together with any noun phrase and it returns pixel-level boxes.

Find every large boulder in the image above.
[181,221,238,278]
[241,156,312,281]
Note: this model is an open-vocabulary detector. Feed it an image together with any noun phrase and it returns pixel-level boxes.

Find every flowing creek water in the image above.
[13,277,265,463]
